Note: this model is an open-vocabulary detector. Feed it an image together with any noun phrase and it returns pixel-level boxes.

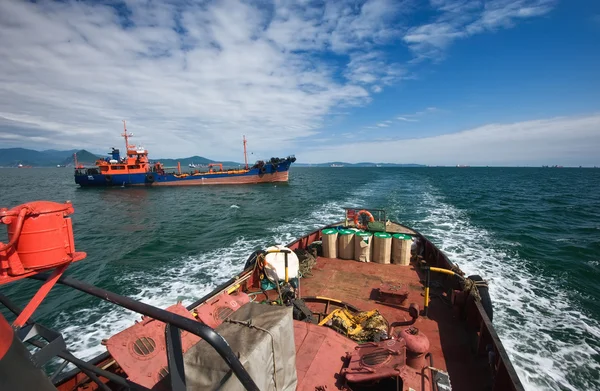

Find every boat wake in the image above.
[59,181,376,364]
[55,173,599,391]
[412,190,600,391]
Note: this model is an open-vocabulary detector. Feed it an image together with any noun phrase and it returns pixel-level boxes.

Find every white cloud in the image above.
[396,116,418,122]
[417,107,439,115]
[300,114,600,166]
[0,0,559,160]
[345,51,405,86]
[406,0,556,60]
[366,106,438,129]
[0,0,406,159]
[398,107,440,118]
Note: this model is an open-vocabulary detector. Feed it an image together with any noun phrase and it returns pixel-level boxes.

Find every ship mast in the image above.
[122,120,132,150]
[243,135,248,170]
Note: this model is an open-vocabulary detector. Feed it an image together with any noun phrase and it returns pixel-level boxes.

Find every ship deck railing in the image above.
[0,273,260,391]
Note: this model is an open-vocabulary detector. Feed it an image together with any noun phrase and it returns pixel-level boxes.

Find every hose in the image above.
[0,207,28,252]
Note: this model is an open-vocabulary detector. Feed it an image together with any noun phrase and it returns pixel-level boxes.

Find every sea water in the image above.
[0,167,598,390]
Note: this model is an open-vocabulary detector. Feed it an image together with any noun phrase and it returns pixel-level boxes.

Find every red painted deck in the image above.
[293,321,356,391]
[297,256,490,391]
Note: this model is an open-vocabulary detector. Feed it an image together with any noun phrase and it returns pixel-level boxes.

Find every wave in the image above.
[411,189,600,391]
[58,178,377,362]
[53,172,600,391]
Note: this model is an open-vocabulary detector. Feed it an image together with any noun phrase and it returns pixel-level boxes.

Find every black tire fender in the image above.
[468,275,493,322]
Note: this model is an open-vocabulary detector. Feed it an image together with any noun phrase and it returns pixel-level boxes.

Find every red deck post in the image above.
[13,263,69,327]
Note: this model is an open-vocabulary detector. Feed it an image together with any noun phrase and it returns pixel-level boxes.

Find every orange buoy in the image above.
[353,209,374,230]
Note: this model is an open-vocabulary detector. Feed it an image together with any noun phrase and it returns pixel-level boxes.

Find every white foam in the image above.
[58,237,261,361]
[59,183,375,364]
[59,175,600,390]
[412,190,600,391]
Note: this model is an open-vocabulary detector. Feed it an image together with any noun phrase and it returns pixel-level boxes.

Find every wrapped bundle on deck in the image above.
[372,232,392,264]
[337,229,355,260]
[321,228,338,258]
[184,303,297,391]
[392,233,412,266]
[354,232,372,262]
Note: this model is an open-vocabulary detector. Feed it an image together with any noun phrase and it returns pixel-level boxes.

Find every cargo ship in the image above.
[0,203,524,391]
[74,122,295,187]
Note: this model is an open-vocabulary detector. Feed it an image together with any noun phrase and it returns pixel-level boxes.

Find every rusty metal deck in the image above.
[298,256,490,391]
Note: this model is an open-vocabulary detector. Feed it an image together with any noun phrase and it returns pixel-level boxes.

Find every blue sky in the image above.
[0,0,599,165]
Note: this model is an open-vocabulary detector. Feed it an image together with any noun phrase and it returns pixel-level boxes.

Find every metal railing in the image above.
[1,273,260,391]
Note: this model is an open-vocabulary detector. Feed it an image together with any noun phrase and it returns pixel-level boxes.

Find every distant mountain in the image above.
[0,148,242,167]
[0,148,101,167]
[0,147,423,168]
[154,155,243,168]
[294,162,425,167]
[0,148,63,167]
[63,150,102,166]
[42,149,79,161]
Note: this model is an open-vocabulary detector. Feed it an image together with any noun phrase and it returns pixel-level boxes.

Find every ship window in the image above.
[128,165,140,169]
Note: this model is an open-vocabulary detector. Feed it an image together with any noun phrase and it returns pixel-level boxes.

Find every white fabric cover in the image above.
[265,245,300,280]
[354,235,371,262]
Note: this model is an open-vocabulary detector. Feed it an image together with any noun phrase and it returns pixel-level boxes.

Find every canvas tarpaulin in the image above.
[183,302,297,391]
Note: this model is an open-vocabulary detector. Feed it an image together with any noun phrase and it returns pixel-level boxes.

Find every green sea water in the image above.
[1,167,599,390]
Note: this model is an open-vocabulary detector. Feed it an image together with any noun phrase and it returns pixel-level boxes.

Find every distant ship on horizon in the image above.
[330,163,344,167]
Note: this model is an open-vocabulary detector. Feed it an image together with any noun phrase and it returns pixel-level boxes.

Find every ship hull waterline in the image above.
[75,163,290,187]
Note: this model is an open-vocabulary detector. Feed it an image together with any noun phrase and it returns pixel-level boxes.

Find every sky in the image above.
[0,0,599,166]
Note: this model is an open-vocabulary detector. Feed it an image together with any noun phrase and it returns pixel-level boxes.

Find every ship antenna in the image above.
[243,135,249,170]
